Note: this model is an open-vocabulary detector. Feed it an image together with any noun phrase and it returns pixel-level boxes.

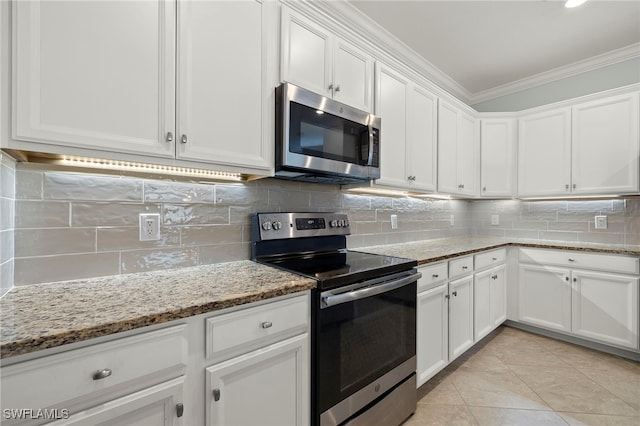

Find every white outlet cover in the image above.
[449,215,455,226]
[139,213,161,241]
[390,214,398,230]
[594,215,607,230]
[491,214,500,226]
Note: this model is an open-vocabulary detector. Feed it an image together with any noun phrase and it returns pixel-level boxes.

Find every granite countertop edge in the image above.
[2,238,639,360]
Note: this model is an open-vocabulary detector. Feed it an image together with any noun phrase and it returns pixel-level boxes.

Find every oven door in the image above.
[316,271,418,425]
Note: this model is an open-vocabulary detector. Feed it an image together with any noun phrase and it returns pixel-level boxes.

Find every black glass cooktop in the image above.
[260,249,417,290]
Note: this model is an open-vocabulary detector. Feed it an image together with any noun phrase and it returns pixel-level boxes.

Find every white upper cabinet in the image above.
[11,0,273,174]
[571,92,639,195]
[518,108,572,197]
[176,0,270,170]
[437,99,478,197]
[373,63,438,191]
[480,119,514,198]
[281,7,373,112]
[12,0,176,158]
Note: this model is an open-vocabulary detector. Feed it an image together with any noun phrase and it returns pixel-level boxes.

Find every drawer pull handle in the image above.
[213,389,221,402]
[176,403,184,418]
[432,274,439,278]
[261,321,273,329]
[92,368,112,380]
[568,258,576,262]
[452,291,457,297]
[492,257,497,261]
[461,266,468,270]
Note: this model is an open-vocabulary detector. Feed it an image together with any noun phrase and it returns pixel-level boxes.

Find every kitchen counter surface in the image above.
[2,237,639,360]
[357,236,640,264]
[0,261,315,359]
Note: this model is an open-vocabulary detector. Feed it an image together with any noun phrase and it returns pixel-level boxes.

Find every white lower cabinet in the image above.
[518,248,640,350]
[206,334,308,426]
[204,294,310,426]
[448,276,474,361]
[50,378,184,426]
[416,282,448,386]
[474,265,507,341]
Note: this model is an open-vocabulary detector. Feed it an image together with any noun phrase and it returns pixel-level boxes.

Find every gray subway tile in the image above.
[15,228,96,257]
[354,221,381,235]
[0,230,14,264]
[1,259,14,294]
[44,172,143,201]
[15,170,43,199]
[538,231,579,242]
[15,200,70,228]
[343,194,371,210]
[72,203,159,226]
[144,180,214,203]
[198,243,250,264]
[268,188,310,210]
[181,224,244,246]
[548,221,589,232]
[120,247,198,274]
[310,191,343,208]
[1,198,14,231]
[566,200,613,212]
[1,162,16,199]
[14,252,119,285]
[215,184,267,206]
[97,226,180,251]
[163,204,229,225]
[578,232,625,245]
[371,196,393,210]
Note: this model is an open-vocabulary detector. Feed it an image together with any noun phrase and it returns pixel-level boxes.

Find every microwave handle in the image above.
[366,125,375,166]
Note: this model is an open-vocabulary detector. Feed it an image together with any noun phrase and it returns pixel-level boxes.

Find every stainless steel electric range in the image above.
[251,212,420,426]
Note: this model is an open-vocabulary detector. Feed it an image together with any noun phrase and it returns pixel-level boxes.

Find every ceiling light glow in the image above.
[565,0,588,8]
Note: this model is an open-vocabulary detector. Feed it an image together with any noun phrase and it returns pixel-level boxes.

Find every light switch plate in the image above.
[594,215,607,230]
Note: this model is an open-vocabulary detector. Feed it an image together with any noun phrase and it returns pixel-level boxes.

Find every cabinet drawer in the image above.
[474,248,506,271]
[0,325,187,416]
[519,248,639,275]
[449,256,474,279]
[206,294,309,361]
[417,262,448,292]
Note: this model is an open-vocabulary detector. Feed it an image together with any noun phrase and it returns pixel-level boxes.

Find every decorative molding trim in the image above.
[470,43,640,104]
[289,1,640,106]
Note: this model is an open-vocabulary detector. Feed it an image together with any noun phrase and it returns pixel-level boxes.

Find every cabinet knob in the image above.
[461,266,468,270]
[573,277,577,282]
[328,83,334,92]
[407,175,416,181]
[334,85,341,93]
[445,294,450,300]
[261,321,273,329]
[565,276,570,281]
[181,134,188,144]
[492,257,497,261]
[432,274,439,278]
[92,368,112,380]
[176,403,184,418]
[573,183,577,189]
[213,389,221,402]
[565,184,570,190]
[568,258,576,262]
[482,186,487,192]
[166,132,174,143]
[452,291,458,297]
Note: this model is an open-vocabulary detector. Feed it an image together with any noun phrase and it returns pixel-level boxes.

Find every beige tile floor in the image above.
[405,326,640,426]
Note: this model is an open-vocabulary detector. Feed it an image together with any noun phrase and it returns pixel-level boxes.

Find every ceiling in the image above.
[348,0,640,101]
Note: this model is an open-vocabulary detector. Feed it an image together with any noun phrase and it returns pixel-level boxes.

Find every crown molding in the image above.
[469,42,640,105]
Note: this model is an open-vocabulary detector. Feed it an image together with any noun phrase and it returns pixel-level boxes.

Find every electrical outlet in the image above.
[449,215,455,226]
[390,214,398,230]
[139,213,161,241]
[491,214,500,226]
[594,215,607,230]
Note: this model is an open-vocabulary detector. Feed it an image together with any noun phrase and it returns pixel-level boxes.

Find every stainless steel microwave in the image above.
[275,83,381,184]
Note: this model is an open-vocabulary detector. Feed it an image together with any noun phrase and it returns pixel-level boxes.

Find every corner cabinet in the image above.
[518,91,640,197]
[281,7,373,112]
[10,0,273,174]
[437,99,478,197]
[373,63,438,192]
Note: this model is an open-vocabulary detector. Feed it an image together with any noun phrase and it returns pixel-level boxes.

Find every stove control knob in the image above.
[330,220,338,228]
[261,221,272,231]
[339,219,345,227]
[344,220,349,228]
[272,221,282,230]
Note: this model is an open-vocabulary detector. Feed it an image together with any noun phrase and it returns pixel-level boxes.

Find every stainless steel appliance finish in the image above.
[275,83,381,184]
[251,212,418,426]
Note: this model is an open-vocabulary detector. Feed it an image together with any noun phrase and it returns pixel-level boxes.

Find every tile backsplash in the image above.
[8,164,470,286]
[2,162,638,289]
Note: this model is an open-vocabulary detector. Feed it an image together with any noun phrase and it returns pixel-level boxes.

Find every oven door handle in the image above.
[321,272,421,308]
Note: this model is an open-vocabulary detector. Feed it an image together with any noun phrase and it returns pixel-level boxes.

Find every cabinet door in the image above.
[417,284,448,387]
[572,92,640,195]
[52,378,184,426]
[457,111,478,196]
[480,119,514,198]
[572,270,639,350]
[177,0,270,170]
[518,109,571,197]
[407,84,438,192]
[473,269,493,341]
[333,38,373,112]
[206,334,309,426]
[448,276,474,361]
[281,8,332,98]
[374,64,408,188]
[437,100,459,194]
[491,265,507,328]
[518,264,571,333]
[13,0,175,158]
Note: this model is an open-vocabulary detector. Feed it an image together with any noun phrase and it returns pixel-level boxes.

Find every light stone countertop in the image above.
[357,236,640,264]
[2,238,639,360]
[0,261,315,359]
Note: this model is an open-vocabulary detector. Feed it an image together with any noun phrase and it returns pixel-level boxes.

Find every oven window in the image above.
[289,102,369,165]
[317,281,416,413]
